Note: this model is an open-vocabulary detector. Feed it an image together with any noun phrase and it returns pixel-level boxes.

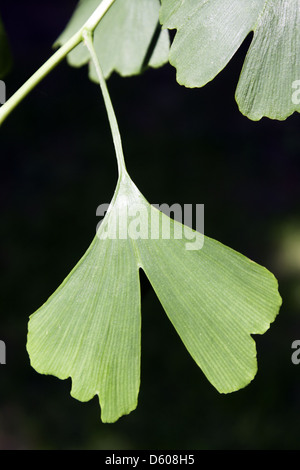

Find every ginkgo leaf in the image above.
[56,0,170,80]
[236,0,300,121]
[0,14,12,79]
[160,0,300,121]
[27,172,281,423]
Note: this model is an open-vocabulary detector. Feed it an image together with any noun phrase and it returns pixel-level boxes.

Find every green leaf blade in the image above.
[56,0,170,80]
[236,0,300,121]
[27,175,281,421]
[160,0,265,88]
[137,209,281,393]
[160,0,300,120]
[27,213,141,423]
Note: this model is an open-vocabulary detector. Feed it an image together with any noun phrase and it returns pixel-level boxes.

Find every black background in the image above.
[1,1,300,450]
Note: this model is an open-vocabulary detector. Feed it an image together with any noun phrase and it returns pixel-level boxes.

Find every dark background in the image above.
[1,1,300,450]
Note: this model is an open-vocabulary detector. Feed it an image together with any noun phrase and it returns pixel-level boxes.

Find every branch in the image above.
[0,0,116,126]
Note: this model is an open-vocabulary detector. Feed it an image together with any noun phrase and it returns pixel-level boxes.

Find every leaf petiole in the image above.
[83,29,128,180]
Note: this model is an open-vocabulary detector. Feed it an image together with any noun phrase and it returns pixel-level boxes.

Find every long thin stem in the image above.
[0,0,116,126]
[83,30,128,180]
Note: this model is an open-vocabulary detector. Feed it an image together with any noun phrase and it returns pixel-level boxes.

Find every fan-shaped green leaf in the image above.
[27,173,281,422]
[236,0,300,120]
[56,0,170,80]
[160,0,300,121]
